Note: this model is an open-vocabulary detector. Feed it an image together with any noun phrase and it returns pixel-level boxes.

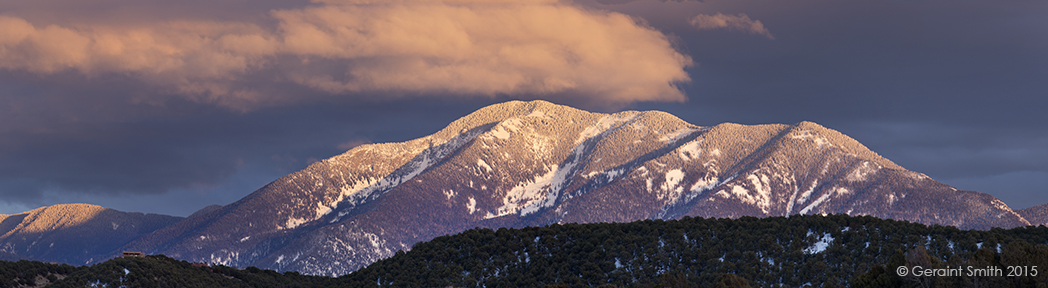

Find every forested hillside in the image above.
[44,255,328,288]
[3,214,1047,287]
[337,214,1048,287]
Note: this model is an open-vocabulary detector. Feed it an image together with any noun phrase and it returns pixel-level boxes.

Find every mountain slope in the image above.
[123,100,1035,275]
[0,203,183,264]
[1018,203,1048,226]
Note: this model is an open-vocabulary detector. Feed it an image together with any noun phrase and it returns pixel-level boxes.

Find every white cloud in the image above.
[0,0,693,109]
[689,13,774,39]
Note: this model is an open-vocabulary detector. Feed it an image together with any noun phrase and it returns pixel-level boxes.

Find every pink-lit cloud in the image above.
[689,13,774,39]
[0,0,693,109]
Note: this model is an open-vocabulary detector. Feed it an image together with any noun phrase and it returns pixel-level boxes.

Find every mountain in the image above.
[1018,203,1048,226]
[0,203,183,264]
[121,100,1034,275]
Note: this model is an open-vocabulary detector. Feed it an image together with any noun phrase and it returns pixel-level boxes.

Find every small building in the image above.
[122,251,145,258]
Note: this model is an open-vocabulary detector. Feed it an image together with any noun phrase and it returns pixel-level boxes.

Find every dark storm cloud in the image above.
[0,70,491,214]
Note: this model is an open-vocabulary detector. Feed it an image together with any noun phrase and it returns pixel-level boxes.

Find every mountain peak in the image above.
[121,101,1036,275]
[0,203,182,264]
[2,204,108,235]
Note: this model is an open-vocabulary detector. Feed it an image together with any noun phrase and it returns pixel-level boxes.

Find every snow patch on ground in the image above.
[846,161,879,182]
[488,115,638,219]
[209,250,240,267]
[488,119,519,140]
[577,114,637,144]
[791,129,831,148]
[487,146,584,219]
[786,185,799,215]
[832,186,851,195]
[285,217,308,229]
[799,185,849,215]
[659,127,699,143]
[677,140,702,161]
[730,185,750,200]
[797,180,819,203]
[688,176,718,199]
[722,174,773,213]
[804,232,835,254]
[800,193,832,215]
[477,159,493,173]
[467,197,477,215]
[715,190,731,198]
[594,168,626,182]
[659,169,685,200]
[751,174,772,211]
[488,164,560,218]
[326,129,484,223]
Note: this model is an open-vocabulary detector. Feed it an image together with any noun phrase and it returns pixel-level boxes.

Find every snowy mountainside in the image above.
[0,204,182,265]
[1018,203,1048,226]
[122,100,1035,275]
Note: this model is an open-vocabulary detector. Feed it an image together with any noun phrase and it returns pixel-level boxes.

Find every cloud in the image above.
[594,0,705,5]
[689,13,774,39]
[0,0,693,109]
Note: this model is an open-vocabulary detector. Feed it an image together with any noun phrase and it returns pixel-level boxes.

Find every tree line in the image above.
[2,214,1046,287]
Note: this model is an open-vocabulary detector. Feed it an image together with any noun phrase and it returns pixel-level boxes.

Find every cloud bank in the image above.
[689,13,773,39]
[0,0,693,109]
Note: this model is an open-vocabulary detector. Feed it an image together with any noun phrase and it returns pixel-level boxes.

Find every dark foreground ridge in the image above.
[6,214,1046,287]
[338,214,1048,287]
[2,254,328,288]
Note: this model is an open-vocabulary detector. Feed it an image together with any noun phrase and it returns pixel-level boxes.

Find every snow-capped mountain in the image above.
[120,100,1035,275]
[0,203,182,264]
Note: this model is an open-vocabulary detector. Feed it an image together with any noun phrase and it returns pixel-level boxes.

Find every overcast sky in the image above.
[1,0,1045,217]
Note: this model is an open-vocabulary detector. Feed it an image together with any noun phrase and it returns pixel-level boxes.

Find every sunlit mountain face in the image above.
[108,101,1032,275]
[0,204,181,264]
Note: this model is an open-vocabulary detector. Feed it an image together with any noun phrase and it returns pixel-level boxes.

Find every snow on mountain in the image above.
[1018,203,1048,226]
[121,100,1037,275]
[0,204,182,264]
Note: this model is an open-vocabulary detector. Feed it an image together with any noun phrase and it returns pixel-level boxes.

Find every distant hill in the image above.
[1018,203,1048,226]
[0,251,24,262]
[0,204,182,265]
[120,100,1038,275]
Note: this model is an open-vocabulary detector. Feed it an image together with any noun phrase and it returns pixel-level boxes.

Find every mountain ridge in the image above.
[115,100,1034,275]
[1018,203,1048,226]
[4,100,1038,275]
[0,203,183,264]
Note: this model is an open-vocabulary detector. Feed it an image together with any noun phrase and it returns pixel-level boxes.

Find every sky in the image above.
[1,0,1045,217]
